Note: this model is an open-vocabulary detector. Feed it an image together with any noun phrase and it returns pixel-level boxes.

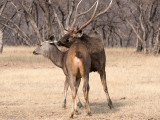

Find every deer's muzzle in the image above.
[33,50,38,55]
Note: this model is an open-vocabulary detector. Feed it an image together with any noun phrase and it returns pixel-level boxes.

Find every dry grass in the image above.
[0,46,160,120]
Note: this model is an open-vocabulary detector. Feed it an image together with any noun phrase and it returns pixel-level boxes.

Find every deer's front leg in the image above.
[77,93,83,108]
[76,78,83,109]
[63,78,83,109]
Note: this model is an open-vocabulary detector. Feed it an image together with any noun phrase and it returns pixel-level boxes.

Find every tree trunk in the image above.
[136,38,143,52]
[148,21,154,53]
[21,2,42,44]
[148,28,154,53]
[43,0,52,39]
[0,30,3,53]
[126,29,132,47]
[154,27,160,55]
[136,28,143,52]
[0,1,7,53]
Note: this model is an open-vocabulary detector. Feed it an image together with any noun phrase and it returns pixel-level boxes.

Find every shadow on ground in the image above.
[90,100,129,114]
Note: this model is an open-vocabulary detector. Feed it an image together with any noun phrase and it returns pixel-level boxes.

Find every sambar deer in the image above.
[33,40,91,118]
[54,0,113,109]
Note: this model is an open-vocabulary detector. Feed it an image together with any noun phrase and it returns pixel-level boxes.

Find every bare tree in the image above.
[116,0,160,53]
[0,0,7,52]
[0,30,3,53]
[154,26,160,54]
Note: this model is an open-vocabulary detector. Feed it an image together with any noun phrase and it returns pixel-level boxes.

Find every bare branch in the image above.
[0,0,7,15]
[0,15,31,43]
[53,8,65,36]
[139,5,146,40]
[0,23,31,45]
[19,0,42,43]
[66,0,75,30]
[10,1,21,18]
[126,19,145,45]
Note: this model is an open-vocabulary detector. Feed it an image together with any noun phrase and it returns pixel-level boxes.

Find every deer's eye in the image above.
[66,39,69,42]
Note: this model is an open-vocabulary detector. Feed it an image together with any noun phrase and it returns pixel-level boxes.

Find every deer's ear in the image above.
[64,30,68,34]
[77,30,83,38]
[49,41,55,45]
[49,35,55,41]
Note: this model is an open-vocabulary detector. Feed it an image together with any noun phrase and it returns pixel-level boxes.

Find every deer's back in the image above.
[80,34,106,72]
[81,34,104,54]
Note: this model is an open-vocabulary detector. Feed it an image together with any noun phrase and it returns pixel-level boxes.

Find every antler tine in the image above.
[53,8,65,36]
[71,0,97,29]
[70,0,83,29]
[79,1,97,17]
[95,0,113,18]
[78,0,113,31]
[65,0,75,30]
[90,0,99,20]
[75,0,83,17]
[78,0,99,31]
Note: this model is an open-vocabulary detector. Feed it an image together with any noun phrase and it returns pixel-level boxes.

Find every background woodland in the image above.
[0,0,160,54]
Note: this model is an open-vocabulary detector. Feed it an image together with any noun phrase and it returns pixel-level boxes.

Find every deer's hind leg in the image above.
[63,78,83,109]
[99,69,113,109]
[70,76,79,118]
[73,78,82,115]
[76,78,83,109]
[63,78,69,108]
[82,75,91,116]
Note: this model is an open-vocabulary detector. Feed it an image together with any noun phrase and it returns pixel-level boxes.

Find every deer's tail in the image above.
[75,51,83,58]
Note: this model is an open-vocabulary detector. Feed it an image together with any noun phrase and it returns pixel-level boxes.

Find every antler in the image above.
[71,0,98,29]
[53,0,112,36]
[78,0,113,31]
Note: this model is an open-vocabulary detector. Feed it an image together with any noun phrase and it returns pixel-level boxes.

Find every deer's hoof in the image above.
[108,98,113,109]
[75,110,80,115]
[62,99,67,109]
[70,114,74,119]
[87,112,92,116]
[77,101,83,108]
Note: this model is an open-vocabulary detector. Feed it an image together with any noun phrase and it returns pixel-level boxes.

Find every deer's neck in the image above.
[49,47,64,68]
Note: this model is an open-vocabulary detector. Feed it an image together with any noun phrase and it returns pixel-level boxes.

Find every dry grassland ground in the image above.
[0,46,160,120]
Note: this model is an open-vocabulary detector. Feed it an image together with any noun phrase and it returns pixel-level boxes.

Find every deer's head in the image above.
[33,35,56,56]
[55,0,113,48]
